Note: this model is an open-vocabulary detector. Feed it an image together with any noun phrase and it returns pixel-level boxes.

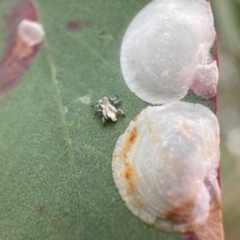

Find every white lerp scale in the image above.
[120,0,218,104]
[112,102,220,232]
[17,19,45,46]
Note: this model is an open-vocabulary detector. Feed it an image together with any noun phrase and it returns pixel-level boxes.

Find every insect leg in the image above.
[109,95,121,105]
[95,109,102,115]
[118,109,125,116]
[102,116,106,124]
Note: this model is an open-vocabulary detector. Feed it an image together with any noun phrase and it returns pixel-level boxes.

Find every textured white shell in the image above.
[18,19,45,46]
[191,60,219,99]
[112,101,220,232]
[120,0,217,104]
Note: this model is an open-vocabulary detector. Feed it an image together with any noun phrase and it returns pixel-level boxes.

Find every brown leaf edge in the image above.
[0,0,41,94]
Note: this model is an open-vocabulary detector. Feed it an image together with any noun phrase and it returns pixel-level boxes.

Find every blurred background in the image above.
[211,0,240,239]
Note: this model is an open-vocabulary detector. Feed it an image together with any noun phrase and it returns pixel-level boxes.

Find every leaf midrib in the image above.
[31,0,83,238]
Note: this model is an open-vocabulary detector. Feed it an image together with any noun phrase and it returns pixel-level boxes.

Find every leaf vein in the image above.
[43,42,83,239]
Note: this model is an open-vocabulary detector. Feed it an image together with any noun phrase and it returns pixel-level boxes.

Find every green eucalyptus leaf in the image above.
[0,0,216,239]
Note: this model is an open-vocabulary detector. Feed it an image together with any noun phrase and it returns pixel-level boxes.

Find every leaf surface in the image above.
[0,0,219,240]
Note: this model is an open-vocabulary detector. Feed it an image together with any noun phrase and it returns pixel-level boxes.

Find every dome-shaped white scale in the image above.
[112,101,220,232]
[18,19,45,46]
[120,0,218,104]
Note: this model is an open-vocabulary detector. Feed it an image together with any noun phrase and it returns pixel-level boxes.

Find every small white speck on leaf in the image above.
[78,95,91,105]
[17,19,45,46]
[63,106,68,114]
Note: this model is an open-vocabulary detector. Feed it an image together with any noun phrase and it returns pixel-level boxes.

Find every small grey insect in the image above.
[91,96,125,123]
